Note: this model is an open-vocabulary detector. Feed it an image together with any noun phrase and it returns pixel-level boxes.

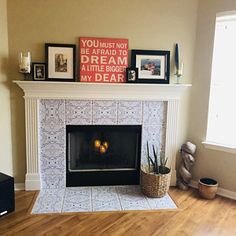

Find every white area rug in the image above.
[32,185,177,214]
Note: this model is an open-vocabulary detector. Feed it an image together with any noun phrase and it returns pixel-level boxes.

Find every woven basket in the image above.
[140,165,171,198]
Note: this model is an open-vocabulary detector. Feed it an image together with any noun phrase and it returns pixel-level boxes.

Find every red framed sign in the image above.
[79,37,128,83]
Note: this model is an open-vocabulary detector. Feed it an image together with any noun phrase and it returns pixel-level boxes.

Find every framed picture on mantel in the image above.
[32,62,46,81]
[45,43,76,82]
[131,49,170,84]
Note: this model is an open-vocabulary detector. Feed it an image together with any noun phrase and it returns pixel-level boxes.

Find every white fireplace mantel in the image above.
[14,81,191,100]
[14,81,191,190]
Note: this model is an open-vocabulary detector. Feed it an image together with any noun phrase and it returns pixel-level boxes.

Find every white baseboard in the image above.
[25,173,40,190]
[189,180,236,200]
[14,183,25,191]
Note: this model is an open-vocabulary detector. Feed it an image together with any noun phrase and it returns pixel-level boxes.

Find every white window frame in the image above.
[203,11,236,154]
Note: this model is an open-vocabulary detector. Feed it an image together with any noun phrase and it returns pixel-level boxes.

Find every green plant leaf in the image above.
[147,142,151,172]
[152,145,159,174]
[148,155,155,167]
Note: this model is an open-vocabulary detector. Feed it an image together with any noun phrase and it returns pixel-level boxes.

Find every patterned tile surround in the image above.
[39,100,167,189]
[32,185,177,214]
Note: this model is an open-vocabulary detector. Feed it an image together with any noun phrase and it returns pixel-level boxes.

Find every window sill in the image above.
[202,141,236,154]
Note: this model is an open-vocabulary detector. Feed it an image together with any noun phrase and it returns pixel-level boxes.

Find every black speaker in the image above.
[0,172,15,217]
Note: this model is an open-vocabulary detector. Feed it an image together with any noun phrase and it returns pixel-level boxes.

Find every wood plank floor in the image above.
[0,187,235,236]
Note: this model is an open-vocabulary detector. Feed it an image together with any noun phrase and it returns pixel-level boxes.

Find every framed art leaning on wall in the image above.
[45,43,76,81]
[131,49,170,84]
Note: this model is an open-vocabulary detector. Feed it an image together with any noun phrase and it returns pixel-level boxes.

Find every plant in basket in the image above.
[140,142,171,198]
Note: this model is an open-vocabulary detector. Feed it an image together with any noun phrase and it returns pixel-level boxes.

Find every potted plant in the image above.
[140,142,171,198]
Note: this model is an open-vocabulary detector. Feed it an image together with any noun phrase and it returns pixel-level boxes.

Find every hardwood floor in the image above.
[0,187,235,236]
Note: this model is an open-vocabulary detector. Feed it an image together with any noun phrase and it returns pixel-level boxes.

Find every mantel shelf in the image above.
[13,80,191,100]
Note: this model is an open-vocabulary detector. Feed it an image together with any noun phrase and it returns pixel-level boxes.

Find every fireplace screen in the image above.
[67,125,141,171]
[66,125,141,186]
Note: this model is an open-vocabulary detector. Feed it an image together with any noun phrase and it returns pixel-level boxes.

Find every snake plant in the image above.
[146,142,170,174]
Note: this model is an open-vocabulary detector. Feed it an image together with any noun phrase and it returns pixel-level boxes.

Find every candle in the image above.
[102,141,109,149]
[175,43,179,71]
[177,62,184,77]
[19,52,31,73]
[94,139,101,149]
[100,145,106,154]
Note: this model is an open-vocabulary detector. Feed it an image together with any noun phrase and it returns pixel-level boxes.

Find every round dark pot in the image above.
[198,178,218,200]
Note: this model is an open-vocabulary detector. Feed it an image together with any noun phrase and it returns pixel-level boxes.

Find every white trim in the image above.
[25,173,40,190]
[216,11,236,22]
[170,170,177,186]
[14,183,25,191]
[189,180,236,200]
[165,100,179,186]
[13,81,191,100]
[202,141,236,154]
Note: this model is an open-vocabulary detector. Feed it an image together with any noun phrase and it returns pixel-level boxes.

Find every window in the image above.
[206,12,236,150]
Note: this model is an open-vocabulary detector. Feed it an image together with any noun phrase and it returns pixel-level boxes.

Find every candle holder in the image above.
[174,62,184,84]
[18,52,31,79]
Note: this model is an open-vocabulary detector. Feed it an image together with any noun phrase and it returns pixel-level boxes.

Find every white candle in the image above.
[19,52,31,73]
[177,62,184,77]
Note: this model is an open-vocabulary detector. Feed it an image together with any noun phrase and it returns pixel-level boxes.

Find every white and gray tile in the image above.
[40,124,65,146]
[32,186,177,214]
[32,189,65,214]
[116,185,150,210]
[92,186,121,211]
[41,174,66,189]
[39,99,65,125]
[62,187,91,212]
[143,101,167,125]
[92,100,117,125]
[118,101,142,124]
[40,143,65,157]
[141,124,166,164]
[146,194,177,210]
[66,100,92,125]
[40,153,65,175]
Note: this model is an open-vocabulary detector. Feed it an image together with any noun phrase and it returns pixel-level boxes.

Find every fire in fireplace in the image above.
[66,125,142,186]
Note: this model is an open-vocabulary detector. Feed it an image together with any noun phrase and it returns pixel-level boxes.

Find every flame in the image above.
[102,141,109,149]
[94,139,101,149]
[94,139,109,154]
[99,145,106,154]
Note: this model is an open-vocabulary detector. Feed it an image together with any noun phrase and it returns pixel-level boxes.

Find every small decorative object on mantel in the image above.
[131,49,170,84]
[140,142,171,198]
[32,62,46,81]
[18,51,31,80]
[126,67,138,83]
[174,43,184,84]
[79,37,128,83]
[177,141,196,190]
[45,43,76,82]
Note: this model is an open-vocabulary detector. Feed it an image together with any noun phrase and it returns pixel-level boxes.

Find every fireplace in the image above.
[14,80,188,190]
[66,125,142,186]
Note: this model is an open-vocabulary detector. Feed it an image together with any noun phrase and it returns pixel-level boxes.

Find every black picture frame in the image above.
[131,49,170,84]
[126,67,138,83]
[32,62,46,81]
[45,43,76,81]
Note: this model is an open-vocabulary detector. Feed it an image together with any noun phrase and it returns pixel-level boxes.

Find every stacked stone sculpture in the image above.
[177,141,196,190]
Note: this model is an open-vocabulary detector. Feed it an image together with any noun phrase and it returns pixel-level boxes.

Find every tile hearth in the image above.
[32,186,177,214]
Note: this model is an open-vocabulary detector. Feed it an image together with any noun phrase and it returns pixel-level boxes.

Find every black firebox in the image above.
[66,125,142,186]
